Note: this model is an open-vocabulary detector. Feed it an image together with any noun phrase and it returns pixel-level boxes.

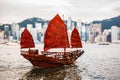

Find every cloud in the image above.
[114,8,120,12]
[0,0,120,23]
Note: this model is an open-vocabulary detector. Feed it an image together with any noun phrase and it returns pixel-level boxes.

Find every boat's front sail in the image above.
[20,28,35,49]
[71,27,82,48]
[44,14,70,51]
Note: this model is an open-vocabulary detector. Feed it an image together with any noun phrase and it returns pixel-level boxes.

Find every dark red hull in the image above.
[21,49,84,68]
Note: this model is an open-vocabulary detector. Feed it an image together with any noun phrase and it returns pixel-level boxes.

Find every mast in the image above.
[63,14,67,52]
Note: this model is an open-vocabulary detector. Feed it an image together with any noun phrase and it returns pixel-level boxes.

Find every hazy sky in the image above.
[0,0,120,24]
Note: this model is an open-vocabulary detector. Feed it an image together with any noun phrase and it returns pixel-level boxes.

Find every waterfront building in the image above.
[81,24,87,42]
[20,27,25,38]
[0,31,4,43]
[27,24,33,32]
[88,30,94,43]
[67,17,72,30]
[4,25,10,39]
[86,23,102,43]
[35,23,42,31]
[118,28,120,40]
[76,19,82,34]
[111,26,120,43]
[11,23,20,40]
[35,23,43,42]
[41,23,48,42]
[31,28,37,41]
[102,29,111,42]
[92,23,102,38]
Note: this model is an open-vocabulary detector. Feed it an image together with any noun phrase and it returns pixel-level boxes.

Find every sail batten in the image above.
[20,28,35,48]
[71,28,82,48]
[44,14,70,51]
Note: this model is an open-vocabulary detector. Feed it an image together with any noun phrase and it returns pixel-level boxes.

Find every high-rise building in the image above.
[71,21,75,30]
[4,25,10,39]
[86,23,102,43]
[20,27,25,39]
[35,23,42,31]
[0,31,4,43]
[31,28,37,41]
[11,23,20,40]
[76,19,82,34]
[88,31,94,43]
[111,26,119,43]
[43,23,48,33]
[67,17,72,30]
[81,24,87,41]
[35,23,43,42]
[118,28,120,40]
[16,30,20,41]
[92,23,102,37]
[102,29,111,42]
[27,24,33,32]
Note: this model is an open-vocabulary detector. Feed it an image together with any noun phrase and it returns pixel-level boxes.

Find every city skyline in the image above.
[0,0,120,24]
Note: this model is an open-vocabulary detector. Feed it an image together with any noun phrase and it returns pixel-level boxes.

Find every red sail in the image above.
[71,28,82,48]
[20,28,35,48]
[44,14,70,51]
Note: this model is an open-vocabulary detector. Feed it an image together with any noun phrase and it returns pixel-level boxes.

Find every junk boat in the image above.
[20,14,84,68]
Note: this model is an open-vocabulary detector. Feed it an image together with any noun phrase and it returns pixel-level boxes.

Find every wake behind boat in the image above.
[20,14,84,68]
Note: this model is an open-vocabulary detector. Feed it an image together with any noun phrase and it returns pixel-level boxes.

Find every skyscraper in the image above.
[27,24,33,32]
[111,26,119,43]
[11,23,20,40]
[67,17,72,30]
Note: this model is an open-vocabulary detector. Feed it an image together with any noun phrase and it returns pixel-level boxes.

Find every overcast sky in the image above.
[0,0,120,24]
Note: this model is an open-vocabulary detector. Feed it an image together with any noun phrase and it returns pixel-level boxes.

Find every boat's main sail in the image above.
[44,14,70,51]
[20,28,35,48]
[71,28,82,48]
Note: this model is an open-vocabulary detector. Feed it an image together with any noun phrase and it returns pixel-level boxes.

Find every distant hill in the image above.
[18,15,120,31]
[18,17,73,28]
[1,15,120,31]
[92,15,120,31]
[18,17,49,28]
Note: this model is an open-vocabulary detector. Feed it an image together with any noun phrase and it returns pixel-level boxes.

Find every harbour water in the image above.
[0,43,120,80]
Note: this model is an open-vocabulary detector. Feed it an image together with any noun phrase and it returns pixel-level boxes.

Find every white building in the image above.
[111,26,120,43]
[27,24,33,32]
[31,28,38,42]
[102,29,111,42]
[0,31,4,43]
[20,27,25,38]
[76,19,82,34]
[67,17,72,30]
[35,23,42,32]
[43,23,48,33]
[88,31,94,43]
[11,23,20,40]
[11,23,19,34]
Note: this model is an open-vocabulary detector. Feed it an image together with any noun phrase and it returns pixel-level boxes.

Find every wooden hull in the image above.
[21,49,84,68]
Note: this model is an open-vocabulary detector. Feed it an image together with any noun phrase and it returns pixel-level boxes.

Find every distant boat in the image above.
[20,14,84,68]
[98,42,110,45]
